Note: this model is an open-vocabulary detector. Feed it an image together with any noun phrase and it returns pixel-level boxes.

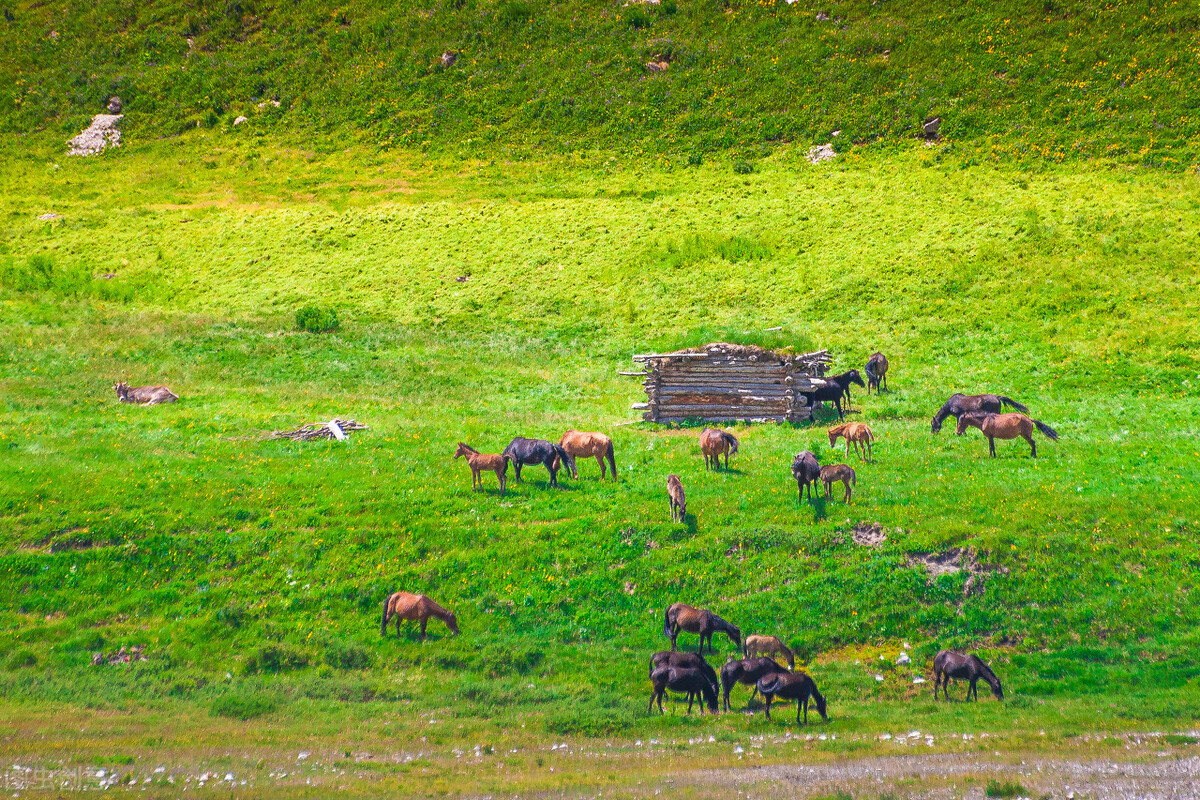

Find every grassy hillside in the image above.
[4,0,1200,165]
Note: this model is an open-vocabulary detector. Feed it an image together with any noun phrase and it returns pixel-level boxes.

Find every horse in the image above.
[828,422,875,462]
[667,474,686,523]
[650,650,720,699]
[802,370,865,420]
[664,602,741,654]
[819,464,855,502]
[453,443,508,495]
[113,382,177,405]
[931,393,1029,433]
[380,592,460,640]
[720,656,790,711]
[956,412,1059,458]
[559,430,616,480]
[502,437,574,486]
[648,666,719,715]
[791,451,820,501]
[742,634,796,669]
[757,672,828,724]
[932,650,1003,701]
[699,428,739,470]
[865,352,889,394]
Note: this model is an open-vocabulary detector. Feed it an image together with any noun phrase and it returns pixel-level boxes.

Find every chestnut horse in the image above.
[720,656,789,711]
[819,464,855,502]
[648,666,719,714]
[757,672,828,724]
[700,428,739,470]
[792,451,820,501]
[743,634,796,669]
[664,602,741,654]
[667,474,686,523]
[828,422,875,462]
[931,393,1029,433]
[453,443,508,495]
[932,650,1003,701]
[559,430,617,479]
[113,382,178,405]
[956,412,1059,458]
[865,352,889,394]
[380,592,460,640]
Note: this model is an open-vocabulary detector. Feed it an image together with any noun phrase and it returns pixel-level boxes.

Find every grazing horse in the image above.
[380,592,460,640]
[558,430,617,479]
[791,451,820,501]
[802,370,866,420]
[865,352,889,394]
[742,635,796,669]
[956,412,1059,458]
[664,602,741,654]
[757,672,828,724]
[453,443,508,495]
[931,393,1029,433]
[667,474,686,523]
[720,656,790,711]
[932,650,1003,701]
[648,666,719,714]
[502,437,574,486]
[819,464,856,502]
[650,651,720,696]
[828,422,875,462]
[113,382,177,405]
[700,428,739,470]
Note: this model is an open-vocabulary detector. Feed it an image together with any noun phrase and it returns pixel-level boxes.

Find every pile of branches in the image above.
[271,419,368,441]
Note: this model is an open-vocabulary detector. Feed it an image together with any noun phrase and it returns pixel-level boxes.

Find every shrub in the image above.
[661,0,678,14]
[985,781,1027,798]
[733,160,754,174]
[497,0,533,25]
[687,153,703,167]
[5,649,37,669]
[323,640,373,670]
[210,691,278,720]
[294,304,339,333]
[624,7,651,28]
[475,642,544,676]
[241,644,310,674]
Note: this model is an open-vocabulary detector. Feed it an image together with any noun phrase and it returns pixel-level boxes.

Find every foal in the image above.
[453,443,508,495]
[113,382,178,405]
[666,474,686,523]
[700,428,739,470]
[828,422,875,462]
[956,412,1059,458]
[819,464,855,502]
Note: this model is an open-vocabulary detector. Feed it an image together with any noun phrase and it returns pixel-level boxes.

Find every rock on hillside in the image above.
[68,114,123,156]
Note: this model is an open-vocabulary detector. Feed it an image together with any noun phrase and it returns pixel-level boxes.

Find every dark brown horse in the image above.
[956,411,1059,458]
[932,650,1003,701]
[380,592,460,640]
[650,651,720,697]
[931,393,1029,433]
[700,428,739,470]
[720,656,789,711]
[648,666,719,714]
[792,451,820,501]
[664,602,741,654]
[865,352,889,394]
[757,671,828,724]
[802,369,866,420]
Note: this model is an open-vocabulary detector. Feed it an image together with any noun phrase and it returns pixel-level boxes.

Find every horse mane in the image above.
[456,442,479,454]
[712,615,741,642]
[973,655,999,684]
[423,598,455,622]
[828,422,849,436]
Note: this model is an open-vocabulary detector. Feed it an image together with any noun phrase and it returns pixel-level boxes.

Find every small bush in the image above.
[294,304,339,333]
[687,153,703,167]
[323,640,373,670]
[211,691,277,720]
[661,0,678,14]
[497,0,533,25]
[624,7,651,28]
[5,649,37,669]
[986,781,1027,798]
[475,642,544,676]
[733,160,754,174]
[242,644,310,674]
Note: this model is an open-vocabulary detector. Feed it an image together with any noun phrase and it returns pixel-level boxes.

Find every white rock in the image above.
[37,212,60,220]
[913,677,926,684]
[896,652,911,665]
[67,114,123,156]
[297,752,309,760]
[807,143,836,164]
[733,745,744,754]
[874,674,884,681]
[234,115,249,126]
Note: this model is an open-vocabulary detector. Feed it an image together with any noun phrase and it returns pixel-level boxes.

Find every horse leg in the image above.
[1027,434,1037,458]
[844,480,851,503]
[800,697,807,725]
[866,439,873,462]
[596,454,605,478]
[988,436,996,457]
[724,451,729,470]
[513,463,522,482]
[670,628,678,652]
[419,616,428,642]
[764,695,772,720]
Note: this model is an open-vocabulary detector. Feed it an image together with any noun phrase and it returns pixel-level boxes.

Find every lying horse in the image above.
[559,430,616,479]
[648,666,719,715]
[743,634,796,668]
[932,650,1003,701]
[667,474,686,523]
[956,412,1059,458]
[700,428,739,470]
[865,352,889,394]
[720,656,789,711]
[650,650,720,697]
[113,382,178,405]
[931,393,1029,433]
[664,602,741,654]
[381,591,460,640]
[828,422,875,462]
[502,437,574,486]
[453,443,508,495]
[802,370,865,420]
[819,464,855,502]
[792,451,820,501]
[757,672,828,724]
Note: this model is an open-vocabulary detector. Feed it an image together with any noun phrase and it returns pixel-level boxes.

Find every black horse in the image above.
[650,651,720,698]
[757,671,828,724]
[803,370,866,421]
[932,650,1003,701]
[720,656,789,711]
[791,451,820,501]
[502,437,574,486]
[930,393,1029,433]
[648,666,719,715]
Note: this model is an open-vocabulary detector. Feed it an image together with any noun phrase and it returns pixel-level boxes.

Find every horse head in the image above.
[845,369,865,388]
[453,442,472,459]
[931,416,943,434]
[812,685,829,719]
[446,612,461,635]
[113,381,129,399]
[956,412,987,436]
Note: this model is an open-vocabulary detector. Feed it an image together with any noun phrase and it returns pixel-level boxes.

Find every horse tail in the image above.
[757,673,784,696]
[1033,419,1059,441]
[663,606,674,638]
[380,596,392,636]
[997,395,1029,414]
[605,439,617,476]
[850,468,856,486]
[724,431,739,455]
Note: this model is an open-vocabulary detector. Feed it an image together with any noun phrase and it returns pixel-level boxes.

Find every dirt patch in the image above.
[851,522,887,546]
[907,547,1009,597]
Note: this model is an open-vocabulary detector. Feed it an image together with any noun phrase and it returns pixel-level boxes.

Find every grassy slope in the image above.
[3,0,1200,165]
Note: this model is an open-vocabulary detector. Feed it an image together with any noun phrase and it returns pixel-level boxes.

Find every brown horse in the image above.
[819,464,856,503]
[932,650,1003,701]
[648,666,719,714]
[559,430,617,479]
[956,412,1059,458]
[649,650,720,697]
[667,474,686,523]
[757,672,828,724]
[720,656,790,711]
[792,451,820,501]
[742,635,796,669]
[453,443,508,495]
[113,382,177,405]
[664,602,741,654]
[865,352,889,394]
[931,393,1029,433]
[380,592,460,640]
[700,428,739,470]
[828,422,875,462]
